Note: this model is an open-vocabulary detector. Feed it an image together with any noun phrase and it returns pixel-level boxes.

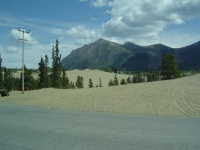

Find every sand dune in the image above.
[1,70,200,117]
[66,69,131,87]
[13,69,131,87]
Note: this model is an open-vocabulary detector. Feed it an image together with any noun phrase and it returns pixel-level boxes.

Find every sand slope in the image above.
[1,70,200,117]
[66,69,131,87]
[13,69,131,88]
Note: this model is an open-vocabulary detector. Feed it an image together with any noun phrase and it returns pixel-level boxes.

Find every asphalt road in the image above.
[0,103,200,150]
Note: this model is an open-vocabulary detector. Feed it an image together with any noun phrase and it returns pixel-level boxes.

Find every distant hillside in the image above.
[121,43,174,71]
[62,39,131,69]
[61,39,200,71]
[176,41,200,70]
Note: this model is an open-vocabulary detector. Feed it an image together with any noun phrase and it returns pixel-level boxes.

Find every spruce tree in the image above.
[88,78,93,88]
[13,77,20,90]
[50,46,55,84]
[133,74,138,83]
[161,54,181,80]
[62,68,69,89]
[69,81,75,89]
[133,72,144,83]
[76,75,84,88]
[113,74,119,85]
[0,67,4,89]
[137,72,143,83]
[120,79,126,85]
[108,79,114,86]
[51,40,62,88]
[38,57,46,88]
[126,77,131,84]
[147,69,158,82]
[99,78,102,87]
[4,68,14,91]
[38,55,51,89]
[44,55,51,87]
[20,66,37,90]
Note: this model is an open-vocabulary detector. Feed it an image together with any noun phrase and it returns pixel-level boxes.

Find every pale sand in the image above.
[13,69,132,87]
[1,70,200,117]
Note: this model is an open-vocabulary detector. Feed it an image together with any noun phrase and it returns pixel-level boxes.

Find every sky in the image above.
[0,0,200,69]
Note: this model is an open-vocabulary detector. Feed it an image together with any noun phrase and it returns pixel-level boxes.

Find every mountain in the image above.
[61,39,200,71]
[176,41,200,70]
[121,43,175,71]
[61,38,131,69]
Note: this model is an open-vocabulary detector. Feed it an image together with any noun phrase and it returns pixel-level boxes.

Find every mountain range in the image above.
[61,38,200,71]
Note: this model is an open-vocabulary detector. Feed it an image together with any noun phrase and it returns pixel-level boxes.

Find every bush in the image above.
[120,79,126,85]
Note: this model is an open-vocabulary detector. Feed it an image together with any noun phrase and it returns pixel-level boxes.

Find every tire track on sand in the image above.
[172,80,200,116]
[158,82,173,115]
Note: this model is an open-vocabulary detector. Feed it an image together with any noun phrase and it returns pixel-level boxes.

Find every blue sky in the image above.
[0,0,200,68]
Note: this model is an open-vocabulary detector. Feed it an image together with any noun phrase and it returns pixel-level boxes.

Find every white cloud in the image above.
[10,29,38,45]
[1,0,200,68]
[91,0,108,7]
[50,28,65,35]
[65,25,101,50]
[159,26,200,48]
[102,0,200,43]
[4,46,19,53]
[2,43,55,69]
[66,26,100,46]
[67,26,97,39]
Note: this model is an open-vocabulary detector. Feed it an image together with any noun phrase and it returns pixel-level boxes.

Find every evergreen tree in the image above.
[120,78,126,85]
[113,74,119,85]
[133,75,138,83]
[69,81,75,89]
[62,68,69,89]
[44,55,51,88]
[20,66,37,90]
[133,72,145,83]
[4,68,14,91]
[88,78,93,88]
[0,66,3,89]
[13,77,20,90]
[99,78,102,87]
[108,75,119,86]
[76,75,84,88]
[51,40,62,88]
[156,71,160,81]
[38,57,46,88]
[112,67,118,73]
[38,55,51,89]
[138,72,144,83]
[80,76,84,88]
[50,46,55,83]
[147,69,158,82]
[108,79,114,86]
[161,54,181,80]
[126,77,131,84]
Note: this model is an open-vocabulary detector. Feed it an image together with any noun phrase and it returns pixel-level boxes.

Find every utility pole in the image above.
[17,28,30,94]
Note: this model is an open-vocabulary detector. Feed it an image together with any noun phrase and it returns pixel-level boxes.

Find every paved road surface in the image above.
[0,103,200,150]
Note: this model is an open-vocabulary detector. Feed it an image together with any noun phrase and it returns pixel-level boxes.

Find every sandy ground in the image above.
[13,69,131,88]
[1,70,200,117]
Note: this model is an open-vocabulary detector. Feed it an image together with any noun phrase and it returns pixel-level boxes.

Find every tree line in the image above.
[0,40,195,92]
[0,40,105,91]
[0,40,82,91]
[108,53,182,86]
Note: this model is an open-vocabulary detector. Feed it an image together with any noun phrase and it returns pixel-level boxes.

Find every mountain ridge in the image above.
[61,39,200,71]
